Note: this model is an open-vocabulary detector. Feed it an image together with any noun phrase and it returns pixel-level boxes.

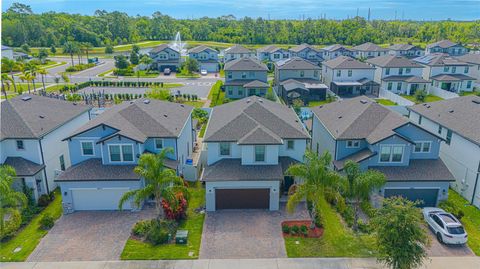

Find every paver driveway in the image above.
[426,227,473,257]
[200,202,309,259]
[28,209,155,262]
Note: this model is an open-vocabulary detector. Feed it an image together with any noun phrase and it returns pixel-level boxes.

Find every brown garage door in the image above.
[216,189,270,210]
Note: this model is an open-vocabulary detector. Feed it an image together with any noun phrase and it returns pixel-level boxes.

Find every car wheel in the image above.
[436,233,443,244]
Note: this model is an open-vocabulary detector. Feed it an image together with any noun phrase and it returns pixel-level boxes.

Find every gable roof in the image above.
[321,44,351,52]
[224,57,268,71]
[414,53,470,66]
[289,43,319,53]
[323,56,374,69]
[408,96,480,145]
[367,55,424,68]
[3,157,45,176]
[225,45,252,54]
[257,45,283,53]
[1,94,91,140]
[311,96,409,144]
[352,42,388,52]
[455,54,480,65]
[388,44,420,51]
[427,40,460,49]
[66,99,193,142]
[204,96,310,143]
[150,44,179,54]
[188,45,217,54]
[276,57,320,70]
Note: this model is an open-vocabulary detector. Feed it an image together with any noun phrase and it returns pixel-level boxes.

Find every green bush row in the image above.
[282,224,309,236]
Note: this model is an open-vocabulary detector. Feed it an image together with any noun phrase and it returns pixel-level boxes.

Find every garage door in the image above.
[216,189,269,210]
[384,188,438,207]
[72,188,131,211]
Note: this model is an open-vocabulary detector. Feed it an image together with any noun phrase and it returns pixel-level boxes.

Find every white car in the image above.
[200,69,208,76]
[422,207,467,245]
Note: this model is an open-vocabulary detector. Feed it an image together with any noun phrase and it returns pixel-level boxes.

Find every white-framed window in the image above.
[348,70,352,77]
[446,129,453,145]
[379,145,404,163]
[387,82,393,91]
[255,145,266,162]
[16,140,24,150]
[346,140,360,148]
[242,72,247,79]
[406,68,411,74]
[336,70,341,77]
[385,68,390,75]
[444,66,450,72]
[464,66,469,74]
[154,138,163,150]
[300,71,305,77]
[80,141,94,156]
[219,142,230,156]
[59,155,65,171]
[227,72,232,79]
[108,144,134,162]
[398,68,403,75]
[286,140,294,150]
[414,141,431,153]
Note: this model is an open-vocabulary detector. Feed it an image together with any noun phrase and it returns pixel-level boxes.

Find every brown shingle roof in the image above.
[3,157,45,176]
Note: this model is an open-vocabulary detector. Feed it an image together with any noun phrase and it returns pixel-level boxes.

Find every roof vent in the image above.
[143,99,150,104]
[258,98,263,103]
[38,115,45,119]
[472,100,480,105]
[448,109,454,113]
[180,104,184,107]
[338,116,343,119]
[163,114,168,117]
[360,99,368,104]
[21,96,32,101]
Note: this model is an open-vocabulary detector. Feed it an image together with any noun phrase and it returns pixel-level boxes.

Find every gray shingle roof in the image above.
[333,149,376,171]
[352,42,388,52]
[1,94,91,140]
[426,40,459,49]
[243,80,269,88]
[388,44,419,51]
[202,158,284,182]
[150,44,179,53]
[371,159,454,182]
[367,55,424,68]
[3,157,45,176]
[414,53,469,66]
[188,45,217,54]
[408,96,480,145]
[455,53,480,65]
[276,57,320,70]
[323,56,374,69]
[224,79,268,87]
[55,159,140,182]
[289,43,319,53]
[321,44,351,52]
[311,96,408,144]
[66,99,193,142]
[224,57,268,71]
[204,96,310,143]
[225,45,252,54]
[257,45,282,53]
[430,74,475,81]
[382,75,430,83]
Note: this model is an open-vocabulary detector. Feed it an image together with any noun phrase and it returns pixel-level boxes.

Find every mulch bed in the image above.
[281,220,324,238]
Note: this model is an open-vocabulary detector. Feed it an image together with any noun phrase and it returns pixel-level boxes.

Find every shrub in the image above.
[132,220,153,237]
[300,225,308,236]
[39,214,55,230]
[161,192,188,221]
[439,200,464,220]
[414,89,427,102]
[357,219,372,234]
[0,210,22,240]
[341,206,355,227]
[145,219,177,245]
[291,225,300,235]
[360,200,377,218]
[335,196,347,214]
[38,194,51,207]
[282,224,291,234]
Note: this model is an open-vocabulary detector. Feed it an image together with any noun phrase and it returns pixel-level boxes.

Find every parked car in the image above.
[200,69,208,76]
[164,68,171,75]
[422,207,467,245]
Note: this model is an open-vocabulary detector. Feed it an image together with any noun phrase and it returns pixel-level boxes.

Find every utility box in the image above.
[175,230,188,244]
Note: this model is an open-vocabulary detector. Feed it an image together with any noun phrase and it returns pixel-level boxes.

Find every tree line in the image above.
[2,2,480,48]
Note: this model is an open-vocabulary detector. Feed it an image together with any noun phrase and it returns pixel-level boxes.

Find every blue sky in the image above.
[2,0,480,20]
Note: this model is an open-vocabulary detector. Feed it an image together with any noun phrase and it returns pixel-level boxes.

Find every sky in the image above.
[2,0,480,21]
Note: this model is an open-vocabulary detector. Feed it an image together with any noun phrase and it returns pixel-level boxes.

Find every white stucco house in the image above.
[188,45,219,73]
[223,45,256,62]
[352,42,388,59]
[455,53,480,87]
[388,44,424,58]
[257,45,290,63]
[426,40,468,56]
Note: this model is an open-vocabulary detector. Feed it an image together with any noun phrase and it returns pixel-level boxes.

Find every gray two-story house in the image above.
[257,45,290,63]
[149,44,181,72]
[223,45,256,62]
[426,40,468,56]
[289,44,323,65]
[224,57,269,99]
[311,96,454,207]
[352,42,388,59]
[188,45,219,73]
[388,44,424,58]
[321,44,354,61]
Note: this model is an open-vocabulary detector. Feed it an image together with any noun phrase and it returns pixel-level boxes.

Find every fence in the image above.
[378,88,415,106]
[429,86,459,99]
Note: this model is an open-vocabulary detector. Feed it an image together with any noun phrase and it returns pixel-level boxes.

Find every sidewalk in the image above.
[2,257,480,269]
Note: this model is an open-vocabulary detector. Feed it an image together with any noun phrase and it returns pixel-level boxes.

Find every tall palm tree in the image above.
[1,74,13,99]
[19,72,31,94]
[38,68,48,94]
[343,161,386,231]
[63,41,78,67]
[1,58,19,93]
[119,148,187,218]
[83,42,93,61]
[24,62,38,92]
[0,165,27,235]
[286,150,342,228]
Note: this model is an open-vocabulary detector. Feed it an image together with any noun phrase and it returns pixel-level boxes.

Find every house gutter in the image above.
[471,160,480,205]
[39,139,50,194]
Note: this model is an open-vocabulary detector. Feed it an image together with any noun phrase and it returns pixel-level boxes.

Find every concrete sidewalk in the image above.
[2,257,479,269]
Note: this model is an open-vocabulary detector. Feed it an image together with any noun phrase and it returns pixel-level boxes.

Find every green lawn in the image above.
[183,101,205,108]
[284,196,376,257]
[97,68,115,77]
[39,61,66,69]
[400,94,444,104]
[121,185,206,260]
[308,99,334,107]
[123,70,160,78]
[375,99,397,106]
[0,189,63,262]
[459,90,479,96]
[445,190,480,255]
[199,124,207,138]
[176,73,201,78]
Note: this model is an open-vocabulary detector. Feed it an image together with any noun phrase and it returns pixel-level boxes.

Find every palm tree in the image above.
[19,72,32,94]
[24,62,38,92]
[1,74,13,99]
[118,148,187,218]
[63,41,78,66]
[343,160,386,231]
[1,58,19,93]
[286,150,342,228]
[83,42,93,61]
[38,68,48,94]
[0,165,27,235]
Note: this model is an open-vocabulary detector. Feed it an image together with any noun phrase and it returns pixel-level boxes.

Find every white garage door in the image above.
[72,188,131,211]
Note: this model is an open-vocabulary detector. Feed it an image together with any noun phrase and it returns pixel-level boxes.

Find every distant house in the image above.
[388,44,424,58]
[223,45,256,62]
[188,45,219,72]
[289,44,323,65]
[352,42,388,59]
[224,57,269,99]
[311,96,453,207]
[256,45,290,63]
[202,96,310,211]
[274,57,327,105]
[414,53,475,93]
[1,45,14,60]
[426,40,468,56]
[455,53,480,87]
[367,55,429,96]
[408,96,480,208]
[1,95,91,202]
[58,99,194,212]
[322,56,379,97]
[149,44,181,72]
[320,44,354,61]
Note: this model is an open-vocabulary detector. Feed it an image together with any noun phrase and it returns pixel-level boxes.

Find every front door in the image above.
[410,84,418,95]
[441,82,452,91]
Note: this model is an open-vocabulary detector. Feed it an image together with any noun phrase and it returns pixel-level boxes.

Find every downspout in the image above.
[39,139,50,194]
[471,159,480,205]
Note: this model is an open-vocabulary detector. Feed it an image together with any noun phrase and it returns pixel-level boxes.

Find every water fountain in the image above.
[170,31,187,56]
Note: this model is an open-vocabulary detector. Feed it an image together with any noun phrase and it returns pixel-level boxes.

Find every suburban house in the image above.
[288,44,323,65]
[414,53,475,93]
[311,96,454,207]
[320,44,354,61]
[352,42,388,59]
[274,57,327,105]
[455,53,480,86]
[201,96,310,211]
[322,56,379,97]
[57,99,194,212]
[256,45,290,63]
[407,96,480,208]
[223,45,256,62]
[187,45,219,72]
[1,95,91,202]
[388,44,424,58]
[426,40,468,56]
[367,55,430,96]
[224,57,269,99]
[149,44,181,72]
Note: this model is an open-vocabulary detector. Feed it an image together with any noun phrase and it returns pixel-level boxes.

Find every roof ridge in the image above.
[132,102,176,137]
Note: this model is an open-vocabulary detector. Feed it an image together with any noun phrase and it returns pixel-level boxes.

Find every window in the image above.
[249,71,254,78]
[154,138,163,150]
[452,66,456,73]
[16,140,24,150]
[396,82,402,92]
[242,72,247,79]
[108,144,134,162]
[274,54,280,59]
[414,141,431,153]
[392,146,403,162]
[399,68,403,75]
[300,71,305,77]
[346,140,360,148]
[418,115,422,125]
[379,145,404,163]
[406,68,411,74]
[228,90,233,96]
[287,140,294,150]
[336,70,341,77]
[348,70,352,77]
[219,142,230,156]
[59,155,65,171]
[380,146,391,162]
[314,70,319,77]
[238,89,243,96]
[467,81,472,88]
[464,66,469,74]
[255,145,266,162]
[227,72,232,79]
[444,66,450,72]
[81,141,94,156]
[109,145,121,162]
[446,129,452,145]
[387,82,393,91]
[438,125,443,135]
[122,145,133,161]
[316,143,319,154]
[385,68,390,75]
